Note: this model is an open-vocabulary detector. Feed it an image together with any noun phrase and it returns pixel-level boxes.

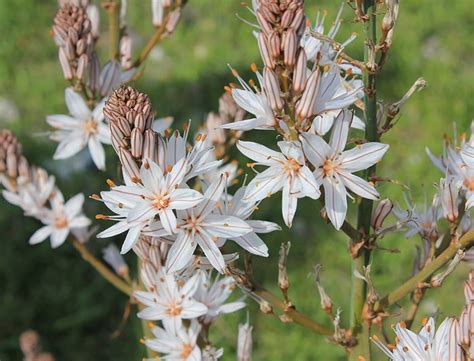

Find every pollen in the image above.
[180,344,193,358]
[106,179,116,187]
[166,165,173,173]
[167,304,183,316]
[250,63,257,72]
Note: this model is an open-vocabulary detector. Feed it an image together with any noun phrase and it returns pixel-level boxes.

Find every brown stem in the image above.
[103,1,121,60]
[132,25,167,68]
[69,238,132,296]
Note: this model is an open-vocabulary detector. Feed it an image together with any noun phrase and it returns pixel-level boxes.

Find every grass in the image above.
[0,0,473,360]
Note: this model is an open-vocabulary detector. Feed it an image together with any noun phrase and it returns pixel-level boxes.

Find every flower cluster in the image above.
[0,129,90,248]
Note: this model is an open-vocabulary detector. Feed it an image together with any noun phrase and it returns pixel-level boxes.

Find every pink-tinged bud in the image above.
[256,10,272,34]
[278,242,290,291]
[257,32,275,69]
[110,123,127,150]
[438,176,461,222]
[280,8,294,29]
[460,304,473,347]
[283,29,297,67]
[371,198,393,230]
[130,128,144,158]
[119,147,140,182]
[143,129,156,161]
[88,51,100,92]
[166,9,181,34]
[268,31,281,59]
[290,8,305,30]
[295,68,320,120]
[263,67,283,111]
[259,5,277,24]
[152,0,164,27]
[58,48,73,80]
[465,270,474,304]
[237,322,253,361]
[292,50,307,94]
[76,53,88,80]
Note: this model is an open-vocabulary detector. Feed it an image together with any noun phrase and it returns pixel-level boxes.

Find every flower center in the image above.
[54,215,68,229]
[167,302,182,316]
[464,178,474,192]
[322,159,337,176]
[84,119,98,135]
[180,344,193,359]
[284,158,301,174]
[152,193,170,210]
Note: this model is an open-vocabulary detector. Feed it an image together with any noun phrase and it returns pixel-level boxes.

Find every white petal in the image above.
[120,225,142,253]
[339,143,389,173]
[168,188,203,209]
[203,215,253,238]
[97,221,130,238]
[127,202,157,224]
[159,208,177,234]
[140,160,164,193]
[92,99,106,122]
[297,166,321,199]
[29,226,53,245]
[246,220,281,234]
[233,233,269,257]
[195,229,226,274]
[65,193,85,216]
[323,174,348,230]
[88,136,106,170]
[65,87,91,119]
[329,110,352,154]
[237,140,285,164]
[53,133,87,159]
[180,299,208,319]
[339,171,379,200]
[69,215,91,228]
[282,181,298,227]
[50,228,69,248]
[300,132,332,167]
[47,114,80,129]
[166,231,197,273]
[243,168,285,202]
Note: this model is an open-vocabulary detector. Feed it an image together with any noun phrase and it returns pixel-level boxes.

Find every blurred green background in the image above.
[0,0,473,360]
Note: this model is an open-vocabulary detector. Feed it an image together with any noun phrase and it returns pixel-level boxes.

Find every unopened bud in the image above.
[296,68,320,120]
[263,68,283,112]
[237,320,253,361]
[438,176,461,222]
[283,29,297,67]
[257,32,275,69]
[431,250,465,287]
[371,199,393,230]
[278,242,290,291]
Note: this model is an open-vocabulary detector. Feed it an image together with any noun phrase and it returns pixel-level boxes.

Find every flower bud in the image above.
[295,68,320,120]
[371,198,393,230]
[438,176,461,222]
[263,67,283,111]
[237,321,253,361]
[103,244,129,277]
[257,32,275,69]
[283,29,297,67]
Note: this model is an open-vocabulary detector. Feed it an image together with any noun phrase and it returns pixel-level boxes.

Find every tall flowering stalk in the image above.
[1,1,473,360]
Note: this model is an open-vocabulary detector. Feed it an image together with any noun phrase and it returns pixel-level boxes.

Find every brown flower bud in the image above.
[283,29,297,67]
[263,67,283,111]
[295,68,320,120]
[292,49,307,94]
[257,32,275,69]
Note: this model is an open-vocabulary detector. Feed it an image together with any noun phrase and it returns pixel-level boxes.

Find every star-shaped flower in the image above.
[300,110,389,229]
[135,267,207,333]
[47,88,111,170]
[237,139,321,227]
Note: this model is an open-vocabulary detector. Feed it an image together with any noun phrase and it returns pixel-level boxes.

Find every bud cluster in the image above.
[53,3,96,81]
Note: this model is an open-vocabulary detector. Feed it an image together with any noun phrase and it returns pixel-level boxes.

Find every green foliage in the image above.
[0,0,473,360]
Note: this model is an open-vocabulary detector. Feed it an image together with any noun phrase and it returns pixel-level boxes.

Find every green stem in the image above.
[350,1,377,359]
[375,229,474,312]
[69,238,132,296]
[253,287,333,335]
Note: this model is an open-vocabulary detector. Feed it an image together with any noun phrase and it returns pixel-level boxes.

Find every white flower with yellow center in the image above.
[134,267,207,334]
[47,88,111,170]
[236,139,321,228]
[300,110,389,229]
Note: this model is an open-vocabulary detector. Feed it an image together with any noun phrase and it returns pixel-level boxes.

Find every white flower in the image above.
[47,88,111,170]
[147,175,253,273]
[393,194,441,242]
[135,267,207,333]
[300,110,389,229]
[372,317,463,360]
[237,139,321,228]
[221,68,275,131]
[145,320,201,361]
[193,271,246,324]
[97,158,204,253]
[28,192,91,248]
[311,110,365,136]
[125,158,203,234]
[202,345,224,361]
[2,167,55,217]
[213,185,280,257]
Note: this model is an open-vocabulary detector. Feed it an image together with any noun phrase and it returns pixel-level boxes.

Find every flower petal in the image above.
[65,87,91,119]
[339,142,389,173]
[323,174,348,230]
